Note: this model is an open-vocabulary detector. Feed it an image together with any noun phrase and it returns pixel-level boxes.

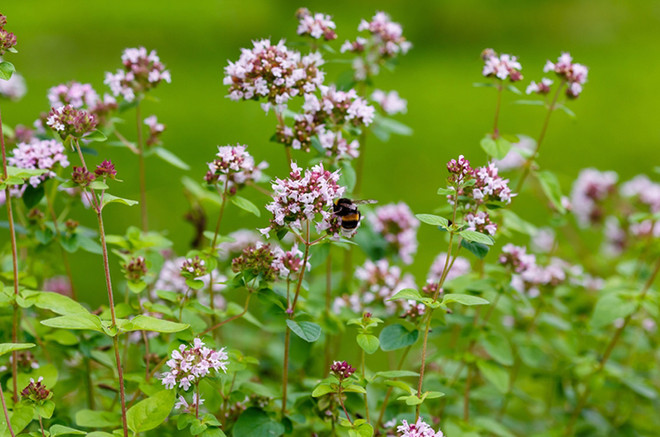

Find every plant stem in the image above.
[136,102,148,232]
[492,84,503,137]
[282,220,312,416]
[38,416,46,437]
[112,336,129,437]
[361,348,369,422]
[0,105,20,404]
[0,382,15,437]
[201,292,252,335]
[564,257,660,435]
[195,382,200,419]
[208,183,230,313]
[338,388,353,425]
[376,345,412,428]
[515,82,565,194]
[285,146,293,171]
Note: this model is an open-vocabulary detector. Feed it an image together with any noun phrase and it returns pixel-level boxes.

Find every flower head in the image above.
[481,49,523,82]
[231,243,280,282]
[160,339,229,391]
[224,39,325,111]
[48,81,99,109]
[205,144,268,193]
[543,52,588,98]
[144,115,166,147]
[123,256,148,282]
[570,168,618,227]
[0,14,17,56]
[175,393,205,413]
[296,8,337,40]
[71,166,96,187]
[371,89,407,115]
[20,377,51,402]
[368,202,419,264]
[0,72,26,101]
[104,47,171,102]
[8,139,69,187]
[94,160,117,179]
[260,163,345,237]
[330,360,355,380]
[526,78,553,95]
[47,105,98,138]
[397,418,444,437]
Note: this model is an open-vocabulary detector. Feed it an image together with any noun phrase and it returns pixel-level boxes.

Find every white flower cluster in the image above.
[544,52,588,98]
[207,144,268,191]
[570,168,618,227]
[397,418,444,437]
[371,89,407,115]
[0,71,26,100]
[161,338,229,391]
[104,47,171,102]
[8,139,69,187]
[368,202,419,264]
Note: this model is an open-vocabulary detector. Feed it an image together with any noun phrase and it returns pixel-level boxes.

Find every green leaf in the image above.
[590,294,636,330]
[25,291,89,316]
[89,180,109,190]
[126,389,175,433]
[231,195,260,217]
[286,320,321,343]
[556,104,576,118]
[102,193,138,208]
[22,185,45,209]
[476,360,510,393]
[312,383,335,397]
[120,315,189,333]
[41,314,104,333]
[49,424,87,436]
[36,400,55,419]
[233,407,284,437]
[415,214,448,228]
[500,210,537,236]
[85,130,107,142]
[0,61,15,80]
[339,161,357,193]
[356,334,380,354]
[388,288,423,302]
[459,230,494,245]
[482,333,514,366]
[460,239,490,259]
[0,343,35,357]
[343,384,367,394]
[474,417,515,437]
[375,117,413,136]
[442,294,489,306]
[354,422,374,437]
[153,147,190,170]
[0,403,33,437]
[480,135,512,160]
[379,324,419,351]
[75,410,121,428]
[535,170,566,213]
[514,99,545,106]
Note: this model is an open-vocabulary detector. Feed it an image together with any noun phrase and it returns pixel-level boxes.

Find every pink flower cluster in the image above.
[104,47,171,102]
[160,338,229,391]
[371,89,407,115]
[368,202,419,264]
[570,168,618,227]
[474,162,514,204]
[260,163,345,237]
[424,252,471,294]
[175,393,204,413]
[481,49,523,82]
[217,229,263,261]
[296,8,337,40]
[205,144,267,193]
[0,72,26,101]
[46,105,98,138]
[620,175,660,213]
[48,81,99,109]
[0,14,17,56]
[143,115,165,147]
[526,78,553,95]
[544,52,588,98]
[333,259,417,316]
[397,418,444,437]
[277,85,374,159]
[8,139,69,187]
[499,244,576,297]
[272,244,308,279]
[223,39,325,111]
[153,257,225,307]
[465,211,497,236]
[341,12,411,80]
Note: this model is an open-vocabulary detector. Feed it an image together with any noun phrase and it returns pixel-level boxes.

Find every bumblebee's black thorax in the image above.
[333,198,358,216]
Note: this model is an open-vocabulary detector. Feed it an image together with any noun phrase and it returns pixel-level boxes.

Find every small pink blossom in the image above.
[160,339,229,391]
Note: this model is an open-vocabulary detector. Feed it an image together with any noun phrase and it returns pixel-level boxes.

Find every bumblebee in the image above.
[333,198,377,237]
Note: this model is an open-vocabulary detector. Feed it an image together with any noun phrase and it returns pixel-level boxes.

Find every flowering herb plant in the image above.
[0,7,659,437]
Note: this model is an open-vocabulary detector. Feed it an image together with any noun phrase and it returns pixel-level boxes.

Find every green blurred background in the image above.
[2,0,660,307]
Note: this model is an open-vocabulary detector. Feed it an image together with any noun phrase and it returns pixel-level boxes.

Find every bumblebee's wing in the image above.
[352,199,378,205]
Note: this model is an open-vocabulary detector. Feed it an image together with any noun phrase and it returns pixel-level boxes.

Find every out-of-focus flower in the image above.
[144,115,165,147]
[217,229,263,261]
[371,89,407,115]
[0,71,26,100]
[154,256,225,296]
[334,259,417,316]
[492,135,535,171]
[260,163,345,237]
[397,418,444,437]
[526,77,553,95]
[368,202,419,264]
[620,175,660,213]
[205,144,268,194]
[43,276,72,297]
[543,52,588,98]
[94,160,117,179]
[224,39,324,111]
[46,105,98,139]
[570,168,618,227]
[48,81,99,109]
[71,166,96,187]
[105,47,171,102]
[8,139,69,187]
[424,252,471,293]
[160,338,229,391]
[531,227,556,253]
[481,49,523,82]
[296,8,337,40]
[500,244,574,297]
